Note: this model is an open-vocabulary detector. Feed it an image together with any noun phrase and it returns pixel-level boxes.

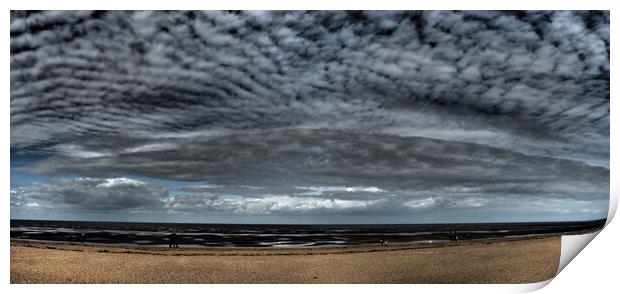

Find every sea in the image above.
[10,219,606,248]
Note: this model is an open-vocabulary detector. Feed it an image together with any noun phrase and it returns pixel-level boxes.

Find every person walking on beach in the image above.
[169,229,179,248]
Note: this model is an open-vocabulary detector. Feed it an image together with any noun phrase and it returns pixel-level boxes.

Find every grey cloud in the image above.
[11,175,608,221]
[10,177,396,216]
[10,11,609,167]
[10,177,167,212]
[10,11,609,222]
[23,129,609,204]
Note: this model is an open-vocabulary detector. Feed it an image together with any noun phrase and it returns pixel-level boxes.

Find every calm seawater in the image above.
[11,219,605,248]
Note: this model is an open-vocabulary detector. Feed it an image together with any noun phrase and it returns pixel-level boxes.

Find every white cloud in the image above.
[296,186,386,196]
[96,177,146,188]
[447,197,488,208]
[231,195,385,214]
[403,197,444,209]
[123,142,177,154]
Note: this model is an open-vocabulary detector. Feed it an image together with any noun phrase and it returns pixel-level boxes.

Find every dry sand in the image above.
[11,236,560,284]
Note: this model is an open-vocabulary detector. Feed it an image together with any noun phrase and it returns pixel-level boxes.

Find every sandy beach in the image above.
[11,236,560,284]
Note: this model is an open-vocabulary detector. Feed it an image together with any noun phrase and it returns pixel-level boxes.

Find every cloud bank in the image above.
[10,11,609,223]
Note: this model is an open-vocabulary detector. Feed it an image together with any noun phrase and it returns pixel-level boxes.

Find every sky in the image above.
[10,11,609,224]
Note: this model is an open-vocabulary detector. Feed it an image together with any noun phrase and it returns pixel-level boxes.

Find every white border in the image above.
[3,1,617,293]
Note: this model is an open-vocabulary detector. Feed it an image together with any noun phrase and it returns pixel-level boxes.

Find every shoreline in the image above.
[12,235,562,283]
[11,233,560,254]
[10,228,598,253]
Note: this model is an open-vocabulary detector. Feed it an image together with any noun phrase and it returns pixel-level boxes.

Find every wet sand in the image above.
[11,236,560,284]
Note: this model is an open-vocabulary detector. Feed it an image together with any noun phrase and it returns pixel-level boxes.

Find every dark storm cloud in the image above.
[11,11,609,166]
[10,177,167,212]
[10,11,610,221]
[23,129,609,202]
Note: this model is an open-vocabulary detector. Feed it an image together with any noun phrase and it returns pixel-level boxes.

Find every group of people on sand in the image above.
[448,230,472,242]
[168,229,180,248]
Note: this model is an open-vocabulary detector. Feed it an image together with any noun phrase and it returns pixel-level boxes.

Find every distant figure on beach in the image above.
[449,230,470,242]
[169,229,179,248]
[80,233,86,243]
[449,230,458,242]
[379,239,389,246]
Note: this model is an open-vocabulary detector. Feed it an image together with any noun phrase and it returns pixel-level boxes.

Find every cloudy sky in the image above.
[10,11,609,223]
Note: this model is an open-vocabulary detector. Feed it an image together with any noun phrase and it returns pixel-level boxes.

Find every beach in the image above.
[11,236,560,284]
